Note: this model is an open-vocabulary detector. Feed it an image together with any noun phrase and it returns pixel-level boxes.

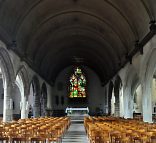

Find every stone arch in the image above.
[132,82,142,117]
[0,41,15,122]
[15,65,30,119]
[131,78,140,96]
[131,78,142,117]
[16,65,29,98]
[114,75,122,117]
[29,75,40,117]
[12,79,21,120]
[40,82,47,116]
[124,65,139,118]
[142,49,156,84]
[140,48,156,122]
[31,76,40,96]
[108,81,113,115]
[0,47,15,87]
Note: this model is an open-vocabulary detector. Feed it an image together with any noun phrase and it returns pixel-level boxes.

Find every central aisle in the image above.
[62,121,89,143]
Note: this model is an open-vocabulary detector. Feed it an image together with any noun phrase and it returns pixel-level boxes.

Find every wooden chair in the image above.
[12,137,27,143]
[31,137,46,143]
[0,137,9,143]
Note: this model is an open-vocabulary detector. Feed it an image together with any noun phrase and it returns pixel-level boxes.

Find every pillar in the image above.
[119,88,124,117]
[114,93,120,117]
[21,96,28,119]
[108,96,111,115]
[123,88,133,119]
[33,93,40,117]
[142,84,152,123]
[3,84,13,122]
[42,97,47,116]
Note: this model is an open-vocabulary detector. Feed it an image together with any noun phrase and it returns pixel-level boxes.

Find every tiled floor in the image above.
[62,121,89,143]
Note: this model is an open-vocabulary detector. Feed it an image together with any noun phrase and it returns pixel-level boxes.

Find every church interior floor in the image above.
[62,121,89,143]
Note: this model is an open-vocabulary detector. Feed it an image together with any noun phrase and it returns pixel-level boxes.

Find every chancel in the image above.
[0,0,156,142]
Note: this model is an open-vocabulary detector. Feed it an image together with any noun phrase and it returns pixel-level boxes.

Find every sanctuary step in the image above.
[62,121,89,143]
[69,114,88,123]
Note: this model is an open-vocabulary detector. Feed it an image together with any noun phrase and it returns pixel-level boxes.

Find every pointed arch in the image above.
[0,41,15,122]
[0,47,15,87]
[29,75,41,117]
[31,75,40,96]
[114,75,122,117]
[16,65,29,98]
[15,65,30,119]
[114,75,122,93]
[41,82,47,116]
[124,65,139,118]
[140,48,156,122]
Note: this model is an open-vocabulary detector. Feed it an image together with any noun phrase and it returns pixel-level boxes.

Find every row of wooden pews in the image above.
[0,116,70,142]
[84,116,156,143]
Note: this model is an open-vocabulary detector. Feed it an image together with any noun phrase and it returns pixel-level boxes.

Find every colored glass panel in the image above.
[69,67,86,98]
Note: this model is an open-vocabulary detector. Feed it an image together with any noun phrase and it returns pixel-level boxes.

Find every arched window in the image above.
[69,67,86,98]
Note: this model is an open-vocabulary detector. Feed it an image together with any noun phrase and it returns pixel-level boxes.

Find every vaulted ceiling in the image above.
[0,0,155,85]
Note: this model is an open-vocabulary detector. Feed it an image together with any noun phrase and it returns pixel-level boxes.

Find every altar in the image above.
[65,107,89,121]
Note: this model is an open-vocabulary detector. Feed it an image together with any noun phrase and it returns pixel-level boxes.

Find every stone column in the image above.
[115,94,120,117]
[111,93,115,115]
[40,97,45,117]
[3,84,13,122]
[21,96,28,119]
[104,91,108,114]
[123,91,128,118]
[44,98,47,115]
[25,101,29,118]
[33,94,40,117]
[41,97,47,116]
[40,97,44,116]
[142,84,152,123]
[47,86,53,109]
[119,92,124,117]
[108,96,111,115]
[115,102,120,116]
[123,88,133,119]
[128,95,133,118]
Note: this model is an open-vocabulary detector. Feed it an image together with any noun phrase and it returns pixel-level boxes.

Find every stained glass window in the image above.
[69,67,86,98]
